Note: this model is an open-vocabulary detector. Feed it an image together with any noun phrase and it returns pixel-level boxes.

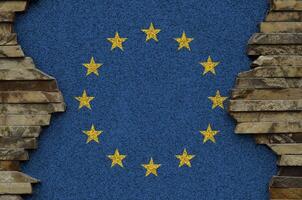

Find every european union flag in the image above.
[17,0,277,199]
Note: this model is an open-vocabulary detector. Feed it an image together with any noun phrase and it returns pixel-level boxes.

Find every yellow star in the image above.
[174,31,193,51]
[82,124,103,143]
[208,90,228,109]
[199,124,219,143]
[142,157,161,177]
[176,149,195,167]
[141,23,161,42]
[107,149,126,168]
[82,57,102,76]
[200,56,220,75]
[75,90,94,110]
[107,32,127,51]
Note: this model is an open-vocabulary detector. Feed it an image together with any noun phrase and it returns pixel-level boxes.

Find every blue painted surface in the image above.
[16,0,276,199]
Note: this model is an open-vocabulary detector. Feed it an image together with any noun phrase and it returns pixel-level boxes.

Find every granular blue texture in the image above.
[16,0,276,199]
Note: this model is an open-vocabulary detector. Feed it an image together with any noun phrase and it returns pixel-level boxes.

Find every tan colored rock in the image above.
[270,187,302,199]
[0,115,50,126]
[230,111,302,122]
[236,78,302,89]
[229,100,302,111]
[0,91,63,103]
[248,44,302,56]
[0,80,59,91]
[269,144,302,155]
[0,126,41,138]
[0,161,20,171]
[266,11,302,22]
[0,46,23,58]
[272,0,302,11]
[0,23,12,35]
[235,122,302,134]
[254,135,270,144]
[0,68,55,81]
[0,103,65,114]
[238,66,302,78]
[0,148,28,161]
[0,12,14,22]
[0,1,27,12]
[0,183,32,194]
[252,55,302,67]
[0,34,17,45]
[0,57,35,69]
[0,171,38,183]
[261,22,302,33]
[232,88,302,100]
[278,155,302,166]
[249,33,302,45]
[0,138,37,149]
[0,195,22,200]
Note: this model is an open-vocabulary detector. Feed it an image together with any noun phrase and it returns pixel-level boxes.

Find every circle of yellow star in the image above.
[142,157,161,177]
[174,31,193,51]
[75,90,95,110]
[107,32,127,51]
[199,124,219,143]
[208,90,228,109]
[200,56,220,75]
[82,124,103,143]
[176,149,195,167]
[82,57,102,76]
[107,149,126,168]
[141,23,161,42]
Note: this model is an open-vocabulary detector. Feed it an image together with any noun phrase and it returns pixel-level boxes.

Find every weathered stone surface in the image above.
[0,183,32,194]
[236,78,302,89]
[235,122,302,134]
[0,195,22,200]
[230,100,302,112]
[0,115,50,126]
[0,34,17,45]
[0,23,12,35]
[0,80,59,91]
[232,88,302,100]
[269,144,302,155]
[249,33,302,45]
[0,103,65,114]
[270,187,302,199]
[0,57,35,69]
[270,176,302,188]
[0,12,14,22]
[279,155,302,166]
[0,171,38,183]
[261,22,302,33]
[0,91,64,103]
[238,66,302,78]
[264,134,302,144]
[230,111,302,122]
[279,167,302,176]
[0,138,37,149]
[0,1,27,12]
[248,45,302,56]
[252,55,302,67]
[272,0,302,11]
[0,46,23,58]
[0,68,55,81]
[0,148,28,161]
[266,11,302,22]
[0,161,20,171]
[0,126,41,138]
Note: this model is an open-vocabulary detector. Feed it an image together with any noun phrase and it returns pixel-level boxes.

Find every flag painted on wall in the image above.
[18,0,276,199]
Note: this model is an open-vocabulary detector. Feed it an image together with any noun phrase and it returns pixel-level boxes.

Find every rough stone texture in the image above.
[229,1,302,199]
[272,0,302,11]
[0,1,66,198]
